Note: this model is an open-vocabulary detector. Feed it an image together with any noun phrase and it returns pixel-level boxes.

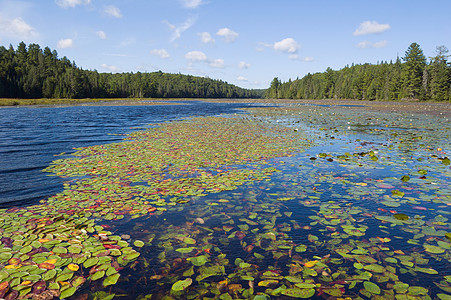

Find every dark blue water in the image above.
[0,101,255,207]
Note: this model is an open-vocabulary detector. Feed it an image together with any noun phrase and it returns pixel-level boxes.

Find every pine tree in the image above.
[401,42,426,99]
[428,45,450,101]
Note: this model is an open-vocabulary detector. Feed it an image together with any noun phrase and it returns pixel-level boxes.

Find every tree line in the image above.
[0,42,264,99]
[266,43,451,101]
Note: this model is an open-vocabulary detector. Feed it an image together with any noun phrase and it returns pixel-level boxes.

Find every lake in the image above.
[0,100,450,300]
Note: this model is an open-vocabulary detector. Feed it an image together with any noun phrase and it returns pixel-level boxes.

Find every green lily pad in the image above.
[133,240,145,248]
[408,286,428,295]
[42,269,57,281]
[353,262,364,269]
[103,273,120,287]
[83,257,99,268]
[183,237,196,244]
[424,244,445,254]
[176,247,196,253]
[91,270,105,281]
[171,278,193,291]
[363,264,385,273]
[363,281,380,294]
[196,265,225,281]
[60,286,76,299]
[281,288,315,298]
[187,255,208,266]
[414,267,438,274]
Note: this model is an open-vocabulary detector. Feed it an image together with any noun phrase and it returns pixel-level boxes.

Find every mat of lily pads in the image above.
[1,104,450,300]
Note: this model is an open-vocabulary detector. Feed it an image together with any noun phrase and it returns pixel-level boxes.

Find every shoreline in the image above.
[1,98,450,118]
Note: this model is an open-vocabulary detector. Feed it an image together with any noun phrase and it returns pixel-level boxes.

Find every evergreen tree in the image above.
[0,42,263,99]
[401,42,426,99]
[428,45,450,101]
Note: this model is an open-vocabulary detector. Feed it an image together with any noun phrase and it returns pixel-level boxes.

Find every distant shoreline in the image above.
[1,98,450,118]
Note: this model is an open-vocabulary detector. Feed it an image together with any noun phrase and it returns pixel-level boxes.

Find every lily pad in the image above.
[363,281,380,294]
[187,255,208,266]
[103,273,120,287]
[171,278,193,291]
[281,288,315,298]
[424,244,445,254]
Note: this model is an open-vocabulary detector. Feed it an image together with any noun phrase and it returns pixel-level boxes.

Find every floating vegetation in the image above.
[1,103,450,299]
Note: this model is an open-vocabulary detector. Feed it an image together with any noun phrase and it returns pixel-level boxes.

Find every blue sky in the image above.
[1,0,450,89]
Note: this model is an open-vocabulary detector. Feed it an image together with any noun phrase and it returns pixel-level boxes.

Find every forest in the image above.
[266,43,451,101]
[0,42,263,99]
[1,42,450,101]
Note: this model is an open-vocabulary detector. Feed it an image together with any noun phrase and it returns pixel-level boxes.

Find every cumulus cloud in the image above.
[185,51,225,68]
[101,64,120,72]
[96,30,107,40]
[104,5,122,18]
[353,21,390,36]
[57,38,74,49]
[0,16,37,39]
[209,58,225,68]
[303,56,314,62]
[55,0,90,8]
[180,0,203,9]
[216,27,239,43]
[238,61,250,69]
[199,32,214,44]
[164,17,196,42]
[150,49,170,59]
[237,75,248,81]
[185,50,208,62]
[357,40,388,48]
[273,38,300,53]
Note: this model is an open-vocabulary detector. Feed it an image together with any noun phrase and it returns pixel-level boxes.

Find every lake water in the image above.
[0,101,255,208]
[0,101,450,300]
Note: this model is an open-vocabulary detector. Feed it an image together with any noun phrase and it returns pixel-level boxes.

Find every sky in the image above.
[0,0,450,89]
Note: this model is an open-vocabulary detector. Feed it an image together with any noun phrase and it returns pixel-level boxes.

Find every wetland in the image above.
[0,100,450,300]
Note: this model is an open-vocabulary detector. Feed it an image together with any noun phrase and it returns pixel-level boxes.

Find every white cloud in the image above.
[199,32,214,44]
[119,37,135,47]
[209,58,225,68]
[57,38,74,49]
[185,50,208,62]
[373,40,388,48]
[164,17,196,42]
[150,49,170,59]
[180,0,203,9]
[185,51,225,69]
[237,76,248,81]
[357,40,388,48]
[216,27,239,43]
[0,16,37,39]
[353,21,390,36]
[238,61,250,69]
[96,30,107,40]
[55,0,90,8]
[274,38,300,53]
[101,64,120,72]
[104,5,122,18]
[288,54,299,60]
[303,56,314,62]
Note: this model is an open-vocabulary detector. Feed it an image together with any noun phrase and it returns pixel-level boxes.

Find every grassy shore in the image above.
[0,98,189,106]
